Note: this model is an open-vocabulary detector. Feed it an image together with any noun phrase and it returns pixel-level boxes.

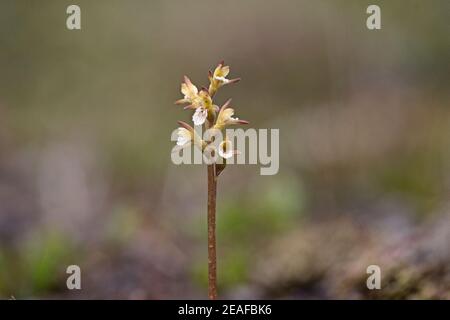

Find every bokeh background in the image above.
[0,0,449,299]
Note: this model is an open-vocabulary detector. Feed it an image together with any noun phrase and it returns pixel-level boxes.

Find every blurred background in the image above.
[0,0,449,299]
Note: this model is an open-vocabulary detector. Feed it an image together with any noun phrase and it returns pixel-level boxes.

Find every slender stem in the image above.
[207,164,217,299]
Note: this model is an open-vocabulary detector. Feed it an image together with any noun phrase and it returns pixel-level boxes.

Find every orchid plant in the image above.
[174,61,248,299]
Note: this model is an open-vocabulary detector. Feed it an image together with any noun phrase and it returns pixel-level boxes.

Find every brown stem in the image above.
[207,164,217,299]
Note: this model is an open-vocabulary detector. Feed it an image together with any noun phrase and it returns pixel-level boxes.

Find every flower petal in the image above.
[219,140,233,159]
[181,76,198,101]
[192,107,208,126]
[176,127,192,146]
[214,76,230,84]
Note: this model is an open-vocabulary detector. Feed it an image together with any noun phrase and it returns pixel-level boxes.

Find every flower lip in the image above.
[192,107,208,126]
[218,140,233,159]
[176,127,192,146]
[214,76,229,83]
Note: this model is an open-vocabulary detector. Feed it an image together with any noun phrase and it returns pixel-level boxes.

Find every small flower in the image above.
[190,89,214,125]
[213,63,230,82]
[193,107,208,126]
[208,61,240,96]
[214,99,249,130]
[176,127,192,146]
[176,120,206,149]
[175,76,215,126]
[218,139,233,159]
[175,76,199,106]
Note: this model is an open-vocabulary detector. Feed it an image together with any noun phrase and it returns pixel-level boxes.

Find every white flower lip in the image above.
[222,109,238,125]
[214,75,229,84]
[218,140,233,159]
[193,107,208,126]
[177,127,191,146]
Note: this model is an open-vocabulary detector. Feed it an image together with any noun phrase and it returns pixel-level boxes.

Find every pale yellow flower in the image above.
[213,64,230,82]
[208,61,240,96]
[175,76,198,106]
[190,89,214,125]
[176,121,206,150]
[213,99,249,130]
[175,76,215,126]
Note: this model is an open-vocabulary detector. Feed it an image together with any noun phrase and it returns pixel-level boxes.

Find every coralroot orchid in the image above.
[173,61,248,299]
